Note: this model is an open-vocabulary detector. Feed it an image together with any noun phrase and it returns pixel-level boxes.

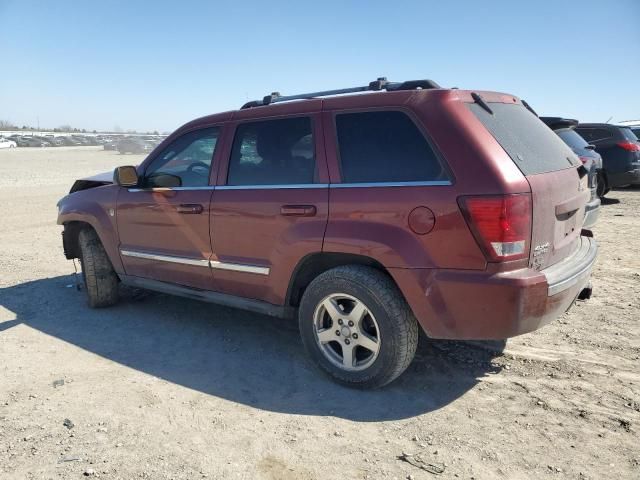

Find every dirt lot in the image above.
[0,147,638,480]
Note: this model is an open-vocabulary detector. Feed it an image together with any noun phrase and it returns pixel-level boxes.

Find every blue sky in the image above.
[1,0,639,132]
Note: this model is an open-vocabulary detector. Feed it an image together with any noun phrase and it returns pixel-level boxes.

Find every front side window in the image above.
[143,127,219,188]
[227,117,315,186]
[335,111,447,183]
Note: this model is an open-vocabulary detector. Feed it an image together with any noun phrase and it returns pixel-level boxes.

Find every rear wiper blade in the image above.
[471,92,493,115]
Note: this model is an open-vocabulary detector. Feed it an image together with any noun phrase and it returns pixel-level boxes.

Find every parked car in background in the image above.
[575,123,640,191]
[70,136,90,146]
[117,137,153,154]
[33,136,55,147]
[54,136,77,146]
[103,139,118,150]
[15,136,48,147]
[541,117,601,225]
[0,137,17,148]
[57,78,597,388]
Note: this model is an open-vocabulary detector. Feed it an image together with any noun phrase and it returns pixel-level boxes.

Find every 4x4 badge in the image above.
[533,242,550,256]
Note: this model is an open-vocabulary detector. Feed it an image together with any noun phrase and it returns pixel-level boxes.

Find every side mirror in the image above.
[114,166,139,187]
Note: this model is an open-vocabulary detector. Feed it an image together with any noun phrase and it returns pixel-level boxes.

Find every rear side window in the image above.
[468,103,580,175]
[557,129,590,150]
[621,127,639,142]
[227,117,315,186]
[335,111,447,183]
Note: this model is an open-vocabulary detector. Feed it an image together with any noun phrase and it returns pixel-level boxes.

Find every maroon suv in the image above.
[57,78,597,388]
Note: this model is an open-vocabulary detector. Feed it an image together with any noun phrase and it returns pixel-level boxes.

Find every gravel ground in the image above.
[0,147,638,480]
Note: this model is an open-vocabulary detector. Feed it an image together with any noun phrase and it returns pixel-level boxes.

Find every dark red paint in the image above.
[57,87,595,340]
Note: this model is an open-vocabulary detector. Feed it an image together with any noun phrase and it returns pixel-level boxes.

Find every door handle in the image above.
[280,205,317,217]
[176,204,204,214]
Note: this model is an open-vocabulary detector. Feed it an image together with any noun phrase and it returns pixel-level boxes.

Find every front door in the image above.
[210,114,329,305]
[116,127,221,290]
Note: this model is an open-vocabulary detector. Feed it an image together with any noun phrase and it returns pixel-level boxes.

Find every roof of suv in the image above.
[576,123,626,130]
[540,117,579,130]
[180,78,526,131]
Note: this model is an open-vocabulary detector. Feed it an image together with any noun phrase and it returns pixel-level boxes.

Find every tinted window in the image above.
[144,128,219,188]
[227,117,315,186]
[577,127,614,143]
[468,103,580,175]
[631,128,640,139]
[620,127,639,142]
[335,111,446,183]
[575,128,594,142]
[591,129,613,142]
[557,129,590,150]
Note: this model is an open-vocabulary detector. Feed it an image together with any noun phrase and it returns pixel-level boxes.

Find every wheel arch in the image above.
[62,220,95,259]
[286,252,396,307]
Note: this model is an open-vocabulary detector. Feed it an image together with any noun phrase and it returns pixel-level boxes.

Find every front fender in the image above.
[57,184,124,274]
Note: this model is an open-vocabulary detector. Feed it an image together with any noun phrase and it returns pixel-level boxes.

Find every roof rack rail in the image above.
[240,77,441,109]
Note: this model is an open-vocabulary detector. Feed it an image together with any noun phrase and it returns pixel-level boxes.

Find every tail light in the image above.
[458,194,532,262]
[617,141,640,152]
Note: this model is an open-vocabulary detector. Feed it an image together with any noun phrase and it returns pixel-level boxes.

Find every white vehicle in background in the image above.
[0,137,17,149]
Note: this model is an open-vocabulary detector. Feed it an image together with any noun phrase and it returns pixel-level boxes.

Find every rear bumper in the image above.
[583,197,601,228]
[389,236,597,340]
[608,168,640,188]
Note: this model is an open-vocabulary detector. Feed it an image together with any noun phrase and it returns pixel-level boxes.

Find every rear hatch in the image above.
[468,101,589,271]
[619,127,640,165]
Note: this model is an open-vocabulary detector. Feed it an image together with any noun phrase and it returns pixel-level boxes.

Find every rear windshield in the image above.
[557,128,590,150]
[621,127,639,142]
[468,102,581,175]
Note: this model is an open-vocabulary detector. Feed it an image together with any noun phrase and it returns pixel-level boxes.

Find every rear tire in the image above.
[596,171,607,198]
[298,265,419,388]
[78,229,119,308]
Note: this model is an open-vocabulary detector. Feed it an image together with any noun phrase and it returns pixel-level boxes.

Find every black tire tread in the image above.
[299,265,419,388]
[78,228,119,308]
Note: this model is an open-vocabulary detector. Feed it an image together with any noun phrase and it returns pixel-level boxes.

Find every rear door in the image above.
[468,103,589,271]
[209,113,329,305]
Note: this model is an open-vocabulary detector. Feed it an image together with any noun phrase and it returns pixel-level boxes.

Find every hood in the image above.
[80,171,114,183]
[70,170,114,194]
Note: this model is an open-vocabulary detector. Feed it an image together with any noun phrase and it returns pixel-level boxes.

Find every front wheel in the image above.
[78,229,119,308]
[298,265,419,388]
